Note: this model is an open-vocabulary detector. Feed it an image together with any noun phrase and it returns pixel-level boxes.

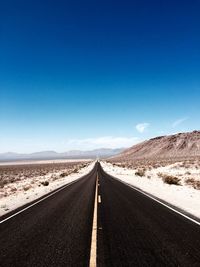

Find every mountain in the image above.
[111,131,200,161]
[0,148,124,162]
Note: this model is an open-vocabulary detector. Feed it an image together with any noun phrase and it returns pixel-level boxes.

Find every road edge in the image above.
[100,165,200,226]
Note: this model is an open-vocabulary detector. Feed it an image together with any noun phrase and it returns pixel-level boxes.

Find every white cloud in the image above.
[135,123,150,133]
[66,136,139,149]
[172,117,189,127]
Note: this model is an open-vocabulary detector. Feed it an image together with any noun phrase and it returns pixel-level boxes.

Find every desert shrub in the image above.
[121,164,126,168]
[23,185,32,191]
[10,187,17,192]
[0,180,8,188]
[82,163,87,167]
[195,181,200,189]
[162,175,181,185]
[135,169,146,177]
[60,172,68,177]
[51,175,58,181]
[185,178,195,185]
[41,181,49,186]
[185,178,200,190]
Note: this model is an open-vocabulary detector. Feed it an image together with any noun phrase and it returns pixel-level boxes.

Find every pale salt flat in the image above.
[0,162,95,217]
[101,161,200,219]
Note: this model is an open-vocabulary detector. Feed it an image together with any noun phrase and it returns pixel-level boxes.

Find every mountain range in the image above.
[2,131,200,162]
[0,148,124,162]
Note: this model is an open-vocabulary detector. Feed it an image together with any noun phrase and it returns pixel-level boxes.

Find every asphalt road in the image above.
[97,164,200,267]
[0,164,97,267]
[1,162,200,267]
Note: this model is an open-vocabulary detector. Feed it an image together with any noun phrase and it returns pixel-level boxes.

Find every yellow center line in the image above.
[89,173,98,267]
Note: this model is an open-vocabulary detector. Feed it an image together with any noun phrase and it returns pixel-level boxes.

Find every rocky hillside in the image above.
[111,131,200,161]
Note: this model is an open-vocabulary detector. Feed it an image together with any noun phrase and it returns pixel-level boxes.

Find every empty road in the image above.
[97,165,200,266]
[1,162,200,266]
[0,164,97,267]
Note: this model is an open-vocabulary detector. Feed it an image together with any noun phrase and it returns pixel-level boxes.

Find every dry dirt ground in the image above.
[0,160,93,216]
[108,157,200,189]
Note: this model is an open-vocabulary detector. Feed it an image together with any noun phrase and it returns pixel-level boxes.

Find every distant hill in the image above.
[111,131,200,161]
[0,148,124,162]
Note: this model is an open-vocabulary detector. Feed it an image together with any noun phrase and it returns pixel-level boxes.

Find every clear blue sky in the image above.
[0,0,200,153]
